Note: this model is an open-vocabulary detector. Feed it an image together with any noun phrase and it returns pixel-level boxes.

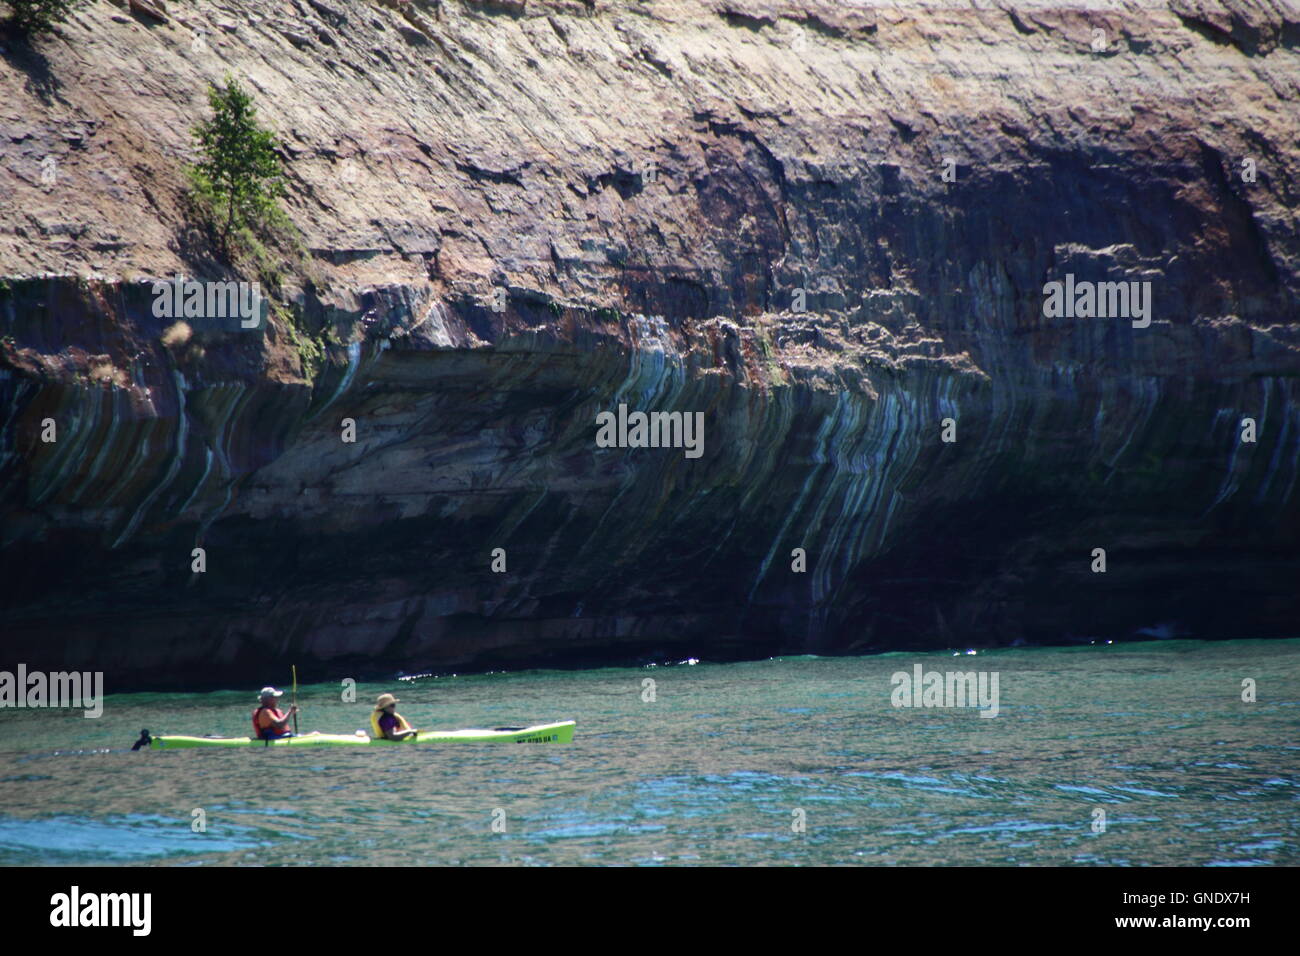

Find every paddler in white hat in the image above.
[252,686,298,740]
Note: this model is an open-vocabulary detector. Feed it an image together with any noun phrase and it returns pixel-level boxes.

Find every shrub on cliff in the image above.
[186,76,288,249]
[5,0,85,34]
[183,77,334,385]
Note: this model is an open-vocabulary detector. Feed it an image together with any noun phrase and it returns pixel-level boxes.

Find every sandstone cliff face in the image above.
[1,0,1298,688]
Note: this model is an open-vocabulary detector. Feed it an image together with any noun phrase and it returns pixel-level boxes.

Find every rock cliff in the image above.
[2,0,1298,688]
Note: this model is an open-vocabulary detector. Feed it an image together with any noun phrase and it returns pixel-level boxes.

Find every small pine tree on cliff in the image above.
[6,0,86,34]
[187,76,286,248]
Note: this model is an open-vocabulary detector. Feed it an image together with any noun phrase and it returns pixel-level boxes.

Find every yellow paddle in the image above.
[291,665,299,736]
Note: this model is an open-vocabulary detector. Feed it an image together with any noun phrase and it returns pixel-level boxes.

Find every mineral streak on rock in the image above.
[1,1,1298,688]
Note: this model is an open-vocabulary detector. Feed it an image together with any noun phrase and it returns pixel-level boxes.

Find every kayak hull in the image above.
[148,720,575,749]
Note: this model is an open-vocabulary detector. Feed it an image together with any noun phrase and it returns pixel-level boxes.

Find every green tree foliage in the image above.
[6,0,85,34]
[188,76,286,246]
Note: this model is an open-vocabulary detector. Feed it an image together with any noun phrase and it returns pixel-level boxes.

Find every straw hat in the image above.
[375,693,400,710]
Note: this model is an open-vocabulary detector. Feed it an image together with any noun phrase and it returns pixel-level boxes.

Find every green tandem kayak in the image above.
[145,720,575,749]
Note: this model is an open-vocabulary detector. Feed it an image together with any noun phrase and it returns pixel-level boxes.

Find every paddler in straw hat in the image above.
[370,692,419,741]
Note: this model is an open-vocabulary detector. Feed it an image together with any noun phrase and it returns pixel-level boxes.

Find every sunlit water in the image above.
[0,640,1296,866]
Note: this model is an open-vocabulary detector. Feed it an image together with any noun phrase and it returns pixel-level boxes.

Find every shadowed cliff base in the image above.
[1,0,1298,689]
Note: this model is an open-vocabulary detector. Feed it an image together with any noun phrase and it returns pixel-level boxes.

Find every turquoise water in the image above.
[0,640,1296,865]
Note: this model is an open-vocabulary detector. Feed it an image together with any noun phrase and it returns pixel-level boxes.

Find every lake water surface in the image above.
[0,639,1296,865]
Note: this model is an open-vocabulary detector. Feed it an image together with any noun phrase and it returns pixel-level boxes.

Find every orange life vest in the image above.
[252,705,287,738]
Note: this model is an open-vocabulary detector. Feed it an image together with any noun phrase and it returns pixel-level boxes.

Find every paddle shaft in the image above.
[291,665,299,735]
